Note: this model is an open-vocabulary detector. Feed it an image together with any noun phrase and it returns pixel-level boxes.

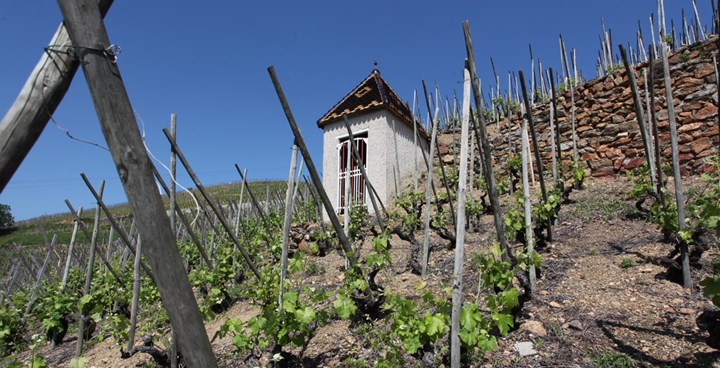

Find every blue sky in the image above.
[0,1,714,221]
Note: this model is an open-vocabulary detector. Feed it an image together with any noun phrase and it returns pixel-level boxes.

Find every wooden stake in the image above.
[56,1,217,363]
[61,206,83,287]
[266,66,355,267]
[619,44,658,192]
[521,107,537,293]
[75,182,105,357]
[549,69,564,192]
[421,96,441,276]
[150,165,213,269]
[423,81,457,228]
[279,145,299,308]
[450,66,472,368]
[0,0,113,193]
[519,70,550,241]
[64,198,123,285]
[463,21,510,261]
[659,29,691,289]
[341,117,387,230]
[126,235,142,353]
[162,129,259,278]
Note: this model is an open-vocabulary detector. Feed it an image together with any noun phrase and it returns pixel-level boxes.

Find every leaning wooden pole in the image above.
[162,128,259,279]
[519,70,551,241]
[56,1,217,365]
[150,165,213,269]
[423,80,457,228]
[64,199,124,285]
[463,21,510,260]
[61,206,83,288]
[279,145,299,308]
[421,104,441,276]
[267,66,356,266]
[619,44,658,191]
[0,0,113,193]
[342,116,387,229]
[659,28,691,289]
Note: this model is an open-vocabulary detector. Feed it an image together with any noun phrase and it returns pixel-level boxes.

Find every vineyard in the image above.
[1,1,720,368]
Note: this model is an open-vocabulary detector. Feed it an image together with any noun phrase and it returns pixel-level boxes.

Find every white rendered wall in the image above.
[321,110,428,221]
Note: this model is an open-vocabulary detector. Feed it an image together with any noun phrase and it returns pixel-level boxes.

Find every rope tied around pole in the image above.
[45,43,122,64]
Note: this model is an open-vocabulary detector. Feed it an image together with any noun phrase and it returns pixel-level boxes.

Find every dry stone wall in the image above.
[492,36,719,178]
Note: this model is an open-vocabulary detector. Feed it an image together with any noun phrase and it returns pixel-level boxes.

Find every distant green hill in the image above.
[0,180,288,247]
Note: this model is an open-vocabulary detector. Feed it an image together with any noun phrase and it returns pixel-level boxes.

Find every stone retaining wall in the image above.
[491,36,719,178]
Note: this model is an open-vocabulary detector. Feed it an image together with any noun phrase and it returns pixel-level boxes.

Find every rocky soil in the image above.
[15,176,720,367]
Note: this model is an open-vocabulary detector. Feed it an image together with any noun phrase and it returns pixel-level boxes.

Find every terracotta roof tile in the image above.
[317,69,429,140]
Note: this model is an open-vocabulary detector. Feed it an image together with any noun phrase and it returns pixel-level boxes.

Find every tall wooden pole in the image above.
[126,236,142,353]
[61,206,83,288]
[162,129,259,278]
[267,66,355,266]
[75,182,104,357]
[421,103,441,276]
[56,1,217,365]
[463,21,510,260]
[279,145,299,308]
[450,67,471,368]
[519,70,551,241]
[659,27,691,289]
[619,44,658,191]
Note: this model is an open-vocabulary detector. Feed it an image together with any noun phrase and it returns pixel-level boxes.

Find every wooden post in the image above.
[519,71,551,241]
[463,21,510,261]
[343,140,351,235]
[549,69,563,192]
[423,81,457,228]
[234,167,272,240]
[450,67,471,368]
[162,129,259,278]
[56,1,217,365]
[150,165,213,269]
[279,145,299,308]
[75,182,104,357]
[64,199,123,285]
[659,28,691,289]
[267,66,355,266]
[80,175,152,278]
[61,206,83,288]
[648,48,665,204]
[0,0,113,193]
[559,35,579,162]
[421,100,441,276]
[619,45,658,191]
[126,236,142,353]
[521,105,537,293]
[24,235,56,318]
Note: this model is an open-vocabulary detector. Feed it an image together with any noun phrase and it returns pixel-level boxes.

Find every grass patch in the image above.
[619,258,635,269]
[571,195,634,222]
[590,349,638,368]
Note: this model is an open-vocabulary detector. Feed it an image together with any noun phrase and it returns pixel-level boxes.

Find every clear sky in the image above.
[0,1,714,221]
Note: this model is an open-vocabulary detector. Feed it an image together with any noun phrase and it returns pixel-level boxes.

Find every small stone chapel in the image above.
[317,68,430,221]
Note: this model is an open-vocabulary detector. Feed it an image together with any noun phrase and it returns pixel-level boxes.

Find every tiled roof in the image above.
[317,69,429,140]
